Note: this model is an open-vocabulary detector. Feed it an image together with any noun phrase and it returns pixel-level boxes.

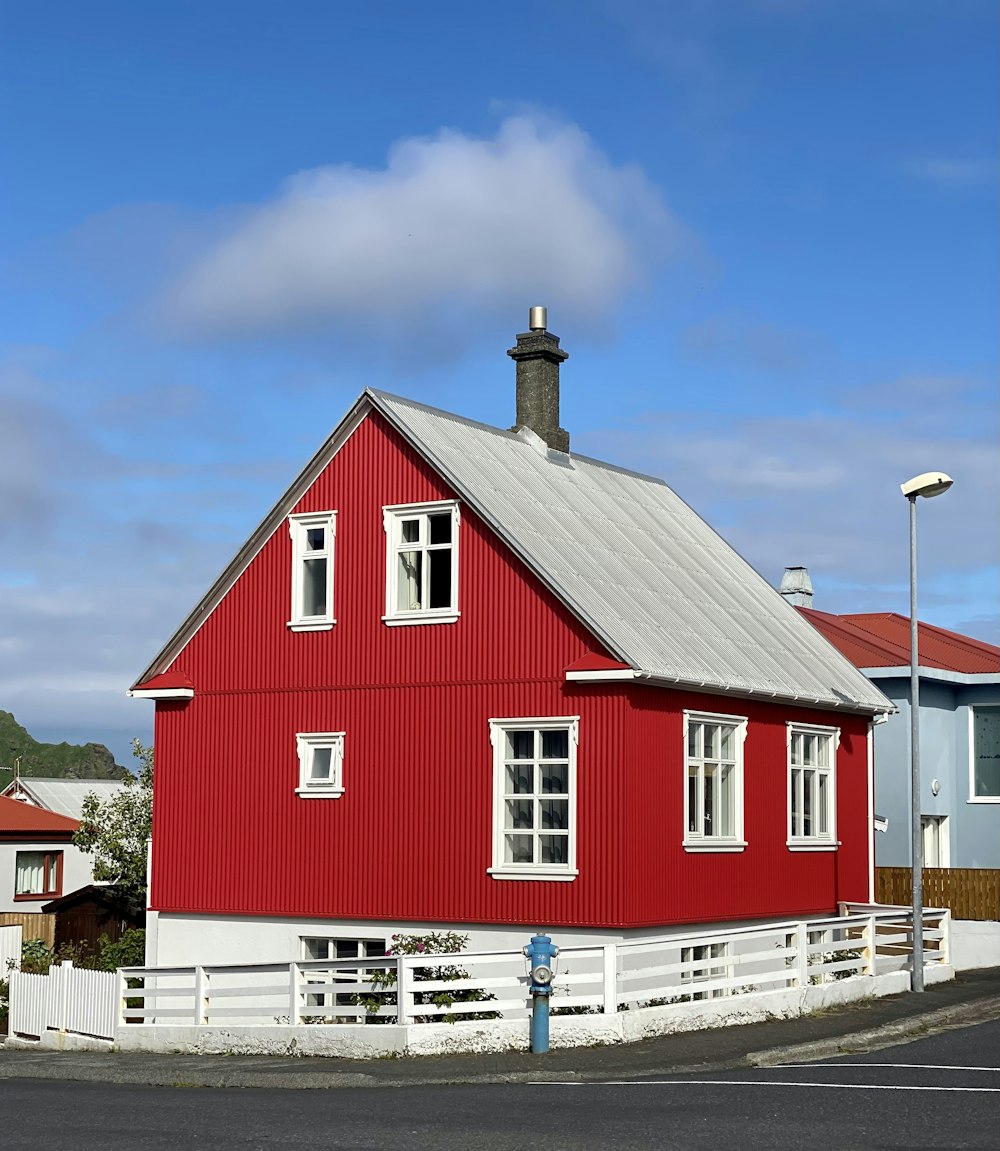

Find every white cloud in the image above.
[160,115,682,341]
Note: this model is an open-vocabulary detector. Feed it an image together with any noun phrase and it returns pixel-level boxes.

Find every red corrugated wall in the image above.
[150,412,871,928]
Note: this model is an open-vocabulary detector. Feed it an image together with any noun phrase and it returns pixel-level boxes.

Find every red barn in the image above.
[131,311,891,969]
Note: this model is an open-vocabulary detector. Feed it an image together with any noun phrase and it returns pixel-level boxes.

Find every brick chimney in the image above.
[779,566,814,608]
[507,306,570,452]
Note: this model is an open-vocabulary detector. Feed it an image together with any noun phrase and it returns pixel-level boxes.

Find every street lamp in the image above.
[900,471,953,992]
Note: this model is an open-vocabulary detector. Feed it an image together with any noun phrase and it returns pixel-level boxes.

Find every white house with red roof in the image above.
[0,794,97,914]
[780,568,1000,871]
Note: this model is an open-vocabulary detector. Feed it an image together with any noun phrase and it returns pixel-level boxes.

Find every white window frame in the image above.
[382,500,460,625]
[300,936,385,1017]
[295,731,345,798]
[680,942,730,1000]
[787,722,840,851]
[969,705,1000,803]
[683,711,748,853]
[920,815,950,868]
[288,511,337,631]
[488,716,579,882]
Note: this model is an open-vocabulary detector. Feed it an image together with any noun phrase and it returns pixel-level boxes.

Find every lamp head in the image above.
[900,471,953,499]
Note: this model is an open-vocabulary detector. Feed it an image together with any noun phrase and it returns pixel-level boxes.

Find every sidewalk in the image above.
[2,967,998,1091]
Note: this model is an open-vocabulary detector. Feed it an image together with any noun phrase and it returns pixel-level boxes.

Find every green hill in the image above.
[0,710,129,789]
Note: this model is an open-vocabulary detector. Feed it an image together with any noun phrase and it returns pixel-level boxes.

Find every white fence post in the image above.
[794,922,809,987]
[602,944,617,1013]
[863,914,876,976]
[396,955,412,1025]
[193,965,208,1025]
[0,924,22,973]
[939,909,951,967]
[118,970,129,1029]
[288,962,301,1025]
[57,960,73,1033]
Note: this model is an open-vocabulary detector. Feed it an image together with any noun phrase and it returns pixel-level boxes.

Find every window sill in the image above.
[683,841,747,853]
[488,867,579,882]
[382,612,460,627]
[13,893,59,902]
[967,796,1000,804]
[288,621,335,632]
[786,840,840,852]
[295,787,345,799]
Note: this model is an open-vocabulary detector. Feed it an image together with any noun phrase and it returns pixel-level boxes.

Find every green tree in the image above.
[72,739,153,903]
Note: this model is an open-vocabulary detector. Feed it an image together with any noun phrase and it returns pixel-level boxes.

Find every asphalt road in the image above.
[2,1019,998,1150]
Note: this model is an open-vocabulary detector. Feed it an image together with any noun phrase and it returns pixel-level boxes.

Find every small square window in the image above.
[296,732,345,798]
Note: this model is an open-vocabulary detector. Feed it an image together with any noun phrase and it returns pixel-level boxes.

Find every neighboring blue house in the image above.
[779,567,1000,870]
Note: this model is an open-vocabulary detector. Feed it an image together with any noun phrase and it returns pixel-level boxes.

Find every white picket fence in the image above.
[4,905,950,1050]
[0,924,22,975]
[7,961,119,1042]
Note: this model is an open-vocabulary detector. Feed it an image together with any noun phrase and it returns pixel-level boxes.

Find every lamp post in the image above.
[899,471,953,992]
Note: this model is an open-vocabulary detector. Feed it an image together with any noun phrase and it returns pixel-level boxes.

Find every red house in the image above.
[131,310,891,970]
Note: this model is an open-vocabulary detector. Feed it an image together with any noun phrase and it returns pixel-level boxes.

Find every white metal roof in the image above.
[371,391,892,714]
[0,778,129,820]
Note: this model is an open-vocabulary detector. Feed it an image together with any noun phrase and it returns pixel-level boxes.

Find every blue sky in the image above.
[1,1,996,768]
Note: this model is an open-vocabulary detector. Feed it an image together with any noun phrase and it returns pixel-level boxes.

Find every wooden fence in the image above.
[877,868,1000,922]
[0,912,54,949]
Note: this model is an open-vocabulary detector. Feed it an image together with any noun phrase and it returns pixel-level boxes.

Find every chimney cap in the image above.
[528,305,547,331]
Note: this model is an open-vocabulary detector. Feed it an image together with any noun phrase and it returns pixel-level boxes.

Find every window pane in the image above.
[540,834,568,865]
[428,512,451,545]
[505,799,534,829]
[505,834,534,864]
[688,770,699,834]
[802,770,813,836]
[401,519,420,543]
[505,763,532,793]
[791,732,802,765]
[309,747,333,782]
[804,735,817,766]
[541,729,569,760]
[703,766,715,835]
[688,723,700,758]
[720,726,734,761]
[818,772,829,836]
[540,763,567,794]
[540,799,568,829]
[791,769,802,836]
[717,763,734,836]
[303,557,327,616]
[703,725,718,758]
[973,710,1000,797]
[397,551,422,610]
[506,730,534,760]
[428,548,452,609]
[305,527,325,551]
[15,852,44,894]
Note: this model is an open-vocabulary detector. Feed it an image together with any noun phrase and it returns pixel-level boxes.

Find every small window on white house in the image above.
[680,943,729,999]
[288,512,336,630]
[295,732,345,798]
[684,712,747,852]
[488,717,579,881]
[301,937,385,1021]
[787,723,840,849]
[382,501,460,624]
[14,850,62,899]
[971,707,1000,801]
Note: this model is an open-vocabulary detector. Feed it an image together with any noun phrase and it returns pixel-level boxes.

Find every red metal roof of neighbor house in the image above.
[0,793,80,835]
[799,609,1000,674]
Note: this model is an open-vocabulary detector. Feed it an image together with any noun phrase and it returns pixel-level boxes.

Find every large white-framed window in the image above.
[488,716,579,881]
[787,722,840,850]
[970,706,1000,802]
[683,711,747,852]
[295,731,345,798]
[288,511,336,631]
[382,500,460,625]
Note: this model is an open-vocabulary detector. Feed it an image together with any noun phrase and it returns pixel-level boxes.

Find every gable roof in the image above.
[799,608,1000,676]
[0,793,80,836]
[0,778,129,821]
[134,389,891,715]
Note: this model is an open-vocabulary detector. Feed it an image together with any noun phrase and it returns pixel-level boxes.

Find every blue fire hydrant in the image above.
[523,931,559,1054]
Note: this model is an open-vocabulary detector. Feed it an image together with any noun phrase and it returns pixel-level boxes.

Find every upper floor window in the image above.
[288,512,336,631]
[488,717,579,881]
[787,723,839,849]
[970,706,1000,801]
[382,501,460,625]
[15,850,62,899]
[296,732,345,798]
[684,712,747,852]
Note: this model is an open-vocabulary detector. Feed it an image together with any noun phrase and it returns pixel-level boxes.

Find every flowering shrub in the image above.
[352,931,500,1024]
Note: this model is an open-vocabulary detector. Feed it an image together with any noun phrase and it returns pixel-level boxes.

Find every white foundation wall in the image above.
[950,919,1000,970]
[147,910,822,967]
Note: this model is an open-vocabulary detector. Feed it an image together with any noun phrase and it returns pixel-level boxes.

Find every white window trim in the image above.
[382,500,460,626]
[288,511,337,631]
[968,706,1000,803]
[488,716,580,882]
[683,710,748,853]
[786,721,840,850]
[295,731,345,798]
